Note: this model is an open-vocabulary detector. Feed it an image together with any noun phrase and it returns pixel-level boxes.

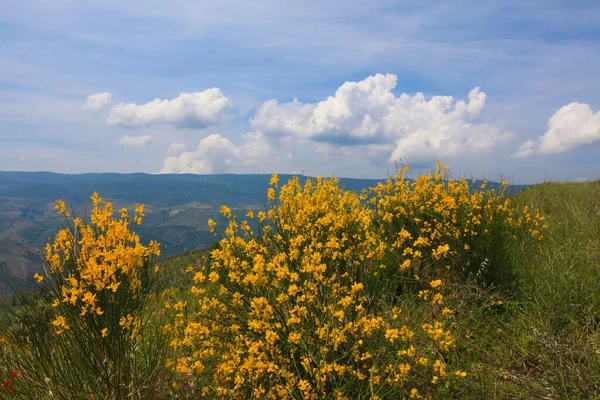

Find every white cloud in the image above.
[83,92,112,111]
[168,142,186,155]
[159,132,270,174]
[107,89,232,129]
[20,155,26,161]
[251,73,510,162]
[513,102,600,157]
[119,135,152,148]
[513,139,536,158]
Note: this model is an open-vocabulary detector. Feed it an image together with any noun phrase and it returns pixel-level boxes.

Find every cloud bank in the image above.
[83,92,112,111]
[251,73,510,162]
[107,89,232,129]
[159,132,270,174]
[514,102,600,157]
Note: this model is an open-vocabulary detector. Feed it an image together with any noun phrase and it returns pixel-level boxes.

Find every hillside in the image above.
[1,169,598,398]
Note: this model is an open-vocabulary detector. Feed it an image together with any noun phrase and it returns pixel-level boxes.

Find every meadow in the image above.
[1,163,598,399]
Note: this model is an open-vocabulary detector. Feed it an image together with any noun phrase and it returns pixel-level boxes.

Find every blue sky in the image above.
[1,0,599,183]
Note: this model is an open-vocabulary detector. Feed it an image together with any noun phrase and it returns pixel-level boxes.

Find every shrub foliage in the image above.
[1,194,166,399]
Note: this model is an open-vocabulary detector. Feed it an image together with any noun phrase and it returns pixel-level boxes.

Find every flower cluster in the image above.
[370,161,547,283]
[17,192,168,397]
[167,163,532,398]
[45,192,160,340]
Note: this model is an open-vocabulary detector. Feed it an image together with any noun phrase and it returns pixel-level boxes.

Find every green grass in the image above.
[446,181,600,398]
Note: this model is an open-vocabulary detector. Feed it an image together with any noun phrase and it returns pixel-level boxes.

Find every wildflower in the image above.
[208,219,217,232]
[135,204,145,216]
[269,173,279,186]
[429,279,443,289]
[442,307,453,315]
[50,315,69,335]
[33,272,44,283]
[220,205,232,218]
[54,199,70,216]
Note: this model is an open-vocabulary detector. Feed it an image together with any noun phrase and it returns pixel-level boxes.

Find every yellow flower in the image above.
[429,279,443,289]
[400,259,411,270]
[220,205,232,218]
[269,173,279,186]
[351,282,364,293]
[51,315,69,335]
[120,314,133,330]
[33,272,44,283]
[207,218,217,232]
[288,332,302,344]
[135,204,145,216]
[54,199,70,216]
[107,282,121,293]
[208,271,219,283]
[101,328,108,337]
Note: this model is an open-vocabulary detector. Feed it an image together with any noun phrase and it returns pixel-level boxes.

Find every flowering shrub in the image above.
[0,193,167,398]
[370,161,546,286]
[167,163,545,398]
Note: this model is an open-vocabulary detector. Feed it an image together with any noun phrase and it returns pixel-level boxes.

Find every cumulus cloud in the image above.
[512,139,537,158]
[159,132,270,174]
[513,102,600,157]
[83,92,112,111]
[119,135,152,148]
[107,89,231,129]
[251,73,509,162]
[168,142,186,155]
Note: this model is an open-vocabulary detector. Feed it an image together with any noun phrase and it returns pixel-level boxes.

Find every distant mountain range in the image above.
[0,171,528,293]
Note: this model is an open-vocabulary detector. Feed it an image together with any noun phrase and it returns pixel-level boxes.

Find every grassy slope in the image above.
[451,181,600,398]
[157,181,600,399]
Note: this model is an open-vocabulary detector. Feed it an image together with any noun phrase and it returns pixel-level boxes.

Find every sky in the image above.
[1,0,600,183]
